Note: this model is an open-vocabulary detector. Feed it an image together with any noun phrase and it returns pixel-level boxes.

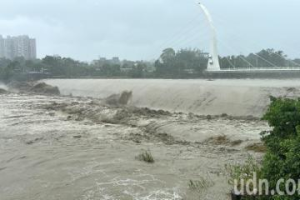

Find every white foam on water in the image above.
[45,79,300,117]
[0,82,7,90]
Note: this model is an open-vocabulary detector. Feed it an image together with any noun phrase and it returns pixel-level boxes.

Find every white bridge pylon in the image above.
[197,2,221,71]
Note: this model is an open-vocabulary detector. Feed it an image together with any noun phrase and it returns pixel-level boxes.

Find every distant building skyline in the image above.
[0,35,36,60]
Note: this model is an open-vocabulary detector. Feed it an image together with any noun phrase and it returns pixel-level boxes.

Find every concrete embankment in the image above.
[44,79,300,117]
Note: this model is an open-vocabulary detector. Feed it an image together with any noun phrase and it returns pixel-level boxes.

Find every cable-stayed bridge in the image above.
[151,1,300,77]
[197,2,300,73]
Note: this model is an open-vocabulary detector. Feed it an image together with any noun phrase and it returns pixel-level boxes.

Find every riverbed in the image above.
[2,79,298,200]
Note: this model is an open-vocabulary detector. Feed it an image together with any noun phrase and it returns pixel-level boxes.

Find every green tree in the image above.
[260,97,300,199]
[160,48,176,64]
[155,48,208,78]
[128,62,145,78]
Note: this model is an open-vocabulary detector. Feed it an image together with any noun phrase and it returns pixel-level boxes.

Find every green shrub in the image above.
[260,97,300,199]
[226,156,262,192]
[135,150,155,163]
[226,97,300,199]
[188,177,214,193]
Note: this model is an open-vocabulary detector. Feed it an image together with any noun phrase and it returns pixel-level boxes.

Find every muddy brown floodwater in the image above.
[0,93,270,200]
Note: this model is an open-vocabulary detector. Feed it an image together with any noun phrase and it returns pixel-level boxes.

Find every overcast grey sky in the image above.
[0,0,299,61]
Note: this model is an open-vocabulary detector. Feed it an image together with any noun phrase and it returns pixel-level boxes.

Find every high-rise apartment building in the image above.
[0,35,4,58]
[0,35,37,60]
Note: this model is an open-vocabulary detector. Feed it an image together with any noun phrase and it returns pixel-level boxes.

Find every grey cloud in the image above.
[0,0,299,61]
